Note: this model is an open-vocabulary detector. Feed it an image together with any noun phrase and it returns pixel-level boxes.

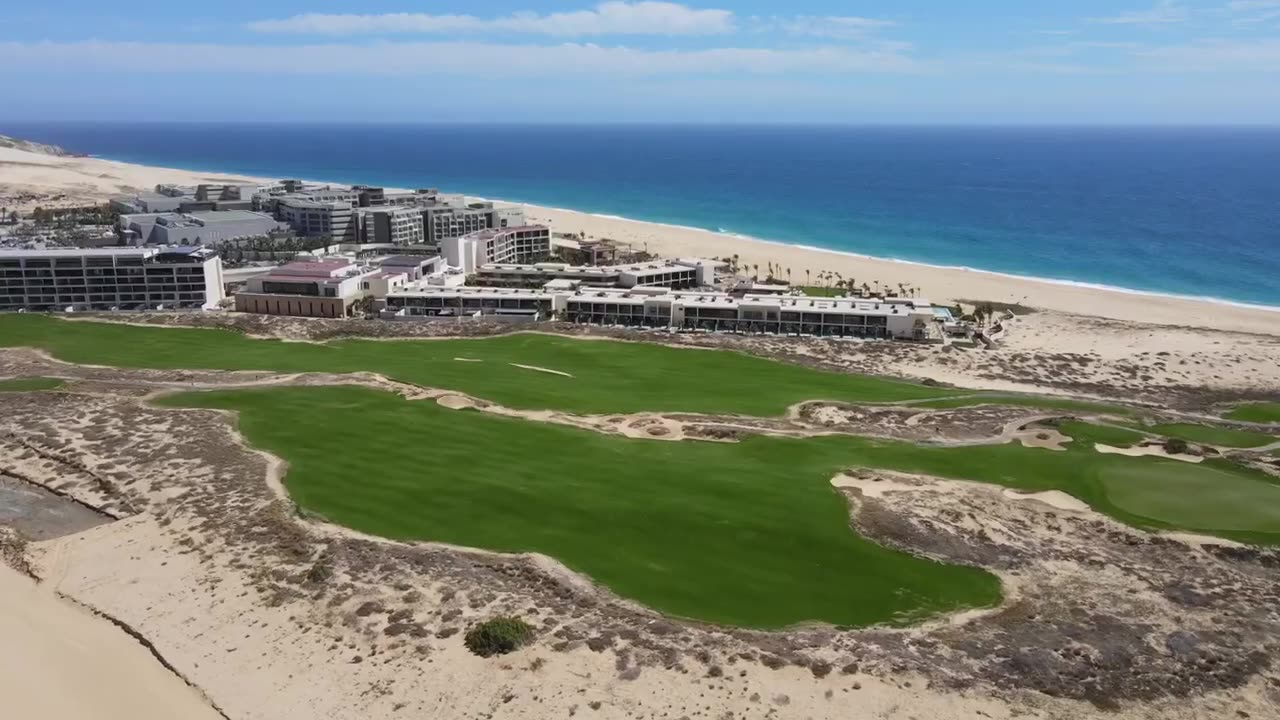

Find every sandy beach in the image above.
[3,144,1279,336]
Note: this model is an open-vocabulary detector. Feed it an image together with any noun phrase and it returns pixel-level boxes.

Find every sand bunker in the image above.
[435,395,478,411]
[509,363,573,378]
[1095,443,1204,464]
[1012,428,1070,451]
[1001,489,1090,512]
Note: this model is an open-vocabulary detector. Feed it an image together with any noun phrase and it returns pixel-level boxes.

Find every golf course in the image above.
[4,314,1279,628]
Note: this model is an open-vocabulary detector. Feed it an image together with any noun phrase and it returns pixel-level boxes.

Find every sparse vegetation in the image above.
[464,616,534,657]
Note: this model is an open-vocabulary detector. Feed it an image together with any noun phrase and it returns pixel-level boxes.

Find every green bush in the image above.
[464,616,534,657]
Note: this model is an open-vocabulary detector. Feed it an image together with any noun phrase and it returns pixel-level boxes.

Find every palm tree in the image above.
[805,269,811,287]
[751,263,759,281]
[786,268,792,284]
[731,254,740,274]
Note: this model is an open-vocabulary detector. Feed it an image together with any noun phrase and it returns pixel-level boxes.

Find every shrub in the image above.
[1163,438,1190,455]
[464,616,534,657]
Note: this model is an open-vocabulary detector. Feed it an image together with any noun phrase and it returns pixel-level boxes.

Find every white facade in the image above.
[0,247,225,311]
[278,200,357,242]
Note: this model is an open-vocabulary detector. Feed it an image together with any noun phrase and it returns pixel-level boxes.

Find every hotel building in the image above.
[234,259,378,318]
[0,247,225,311]
[381,285,935,339]
[475,258,721,290]
[277,199,358,243]
[444,225,552,273]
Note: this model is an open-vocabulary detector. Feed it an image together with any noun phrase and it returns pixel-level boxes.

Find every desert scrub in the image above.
[464,616,534,657]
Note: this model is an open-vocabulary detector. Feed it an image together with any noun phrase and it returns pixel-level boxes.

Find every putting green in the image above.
[1058,421,1147,448]
[1225,402,1280,424]
[1100,463,1280,533]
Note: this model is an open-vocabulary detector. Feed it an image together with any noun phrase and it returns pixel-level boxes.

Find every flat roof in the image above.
[381,255,439,266]
[187,210,276,223]
[0,247,155,258]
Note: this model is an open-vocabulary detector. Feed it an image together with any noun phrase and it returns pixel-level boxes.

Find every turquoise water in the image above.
[8,123,1279,308]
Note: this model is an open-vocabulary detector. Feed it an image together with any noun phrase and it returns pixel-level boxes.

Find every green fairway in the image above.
[1225,402,1280,424]
[0,377,63,392]
[1100,463,1280,533]
[0,315,964,416]
[158,385,1280,627]
[1147,423,1277,449]
[160,386,1003,628]
[1057,421,1147,448]
[912,395,1134,416]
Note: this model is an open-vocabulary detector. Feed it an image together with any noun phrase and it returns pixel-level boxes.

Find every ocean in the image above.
[7,123,1279,308]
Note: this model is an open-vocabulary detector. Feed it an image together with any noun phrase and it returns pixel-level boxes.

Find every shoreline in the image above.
[3,146,1279,335]
[83,153,1280,313]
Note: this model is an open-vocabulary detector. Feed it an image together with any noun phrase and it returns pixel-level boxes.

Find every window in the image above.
[324,288,337,298]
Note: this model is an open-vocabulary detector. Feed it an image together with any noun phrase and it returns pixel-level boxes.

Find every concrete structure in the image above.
[382,286,556,321]
[360,206,425,245]
[234,258,377,318]
[120,211,285,246]
[381,284,935,339]
[0,247,225,311]
[378,255,443,281]
[109,193,187,214]
[277,200,358,242]
[422,203,526,245]
[476,257,721,290]
[563,289,935,339]
[444,225,552,273]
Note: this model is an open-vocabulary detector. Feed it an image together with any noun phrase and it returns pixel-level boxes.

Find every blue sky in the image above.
[1,1,1278,123]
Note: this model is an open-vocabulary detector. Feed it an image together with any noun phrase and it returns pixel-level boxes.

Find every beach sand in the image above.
[2,144,1278,336]
[0,561,223,720]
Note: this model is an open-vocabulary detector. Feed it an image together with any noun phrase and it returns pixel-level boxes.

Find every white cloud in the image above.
[1092,1,1187,25]
[774,16,896,40]
[0,40,921,76]
[1131,38,1280,69]
[248,2,735,37]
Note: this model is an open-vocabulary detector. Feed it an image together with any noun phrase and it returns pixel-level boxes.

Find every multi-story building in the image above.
[475,257,721,290]
[360,206,425,245]
[444,225,552,272]
[562,290,935,339]
[119,210,286,246]
[0,247,225,311]
[277,199,358,242]
[234,259,378,318]
[382,286,555,321]
[380,285,935,339]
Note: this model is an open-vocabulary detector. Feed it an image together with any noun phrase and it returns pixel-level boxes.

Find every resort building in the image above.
[119,210,286,246]
[475,257,722,290]
[443,225,552,273]
[377,254,444,281]
[561,290,934,339]
[422,203,526,246]
[0,247,225,311]
[380,284,935,339]
[382,286,556,321]
[359,206,425,245]
[277,199,358,242]
[233,259,377,318]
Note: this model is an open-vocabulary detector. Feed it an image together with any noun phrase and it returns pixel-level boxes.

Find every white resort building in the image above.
[443,225,553,273]
[380,284,935,339]
[0,247,225,311]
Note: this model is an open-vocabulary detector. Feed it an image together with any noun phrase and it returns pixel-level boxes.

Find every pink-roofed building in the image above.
[234,258,381,318]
